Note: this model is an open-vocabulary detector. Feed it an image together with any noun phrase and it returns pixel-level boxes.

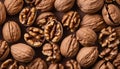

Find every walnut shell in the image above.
[2,21,21,43]
[48,63,64,69]
[11,43,35,62]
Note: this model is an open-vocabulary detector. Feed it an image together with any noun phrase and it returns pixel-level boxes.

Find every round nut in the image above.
[0,2,6,25]
[76,27,97,46]
[2,21,21,43]
[11,43,35,62]
[4,0,24,15]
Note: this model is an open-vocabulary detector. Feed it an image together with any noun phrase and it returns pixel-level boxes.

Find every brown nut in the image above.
[11,43,35,62]
[36,12,55,29]
[44,19,63,43]
[0,40,9,61]
[19,7,37,26]
[76,27,97,46]
[62,11,81,32]
[4,0,24,15]
[24,27,45,47]
[113,53,120,69]
[116,0,120,5]
[18,65,28,69]
[77,0,104,14]
[60,34,79,58]
[42,43,61,63]
[65,60,81,69]
[76,46,98,68]
[115,27,120,40]
[81,14,107,32]
[2,21,21,43]
[48,63,64,69]
[54,0,75,12]
[28,58,47,69]
[93,60,115,69]
[0,2,6,25]
[102,4,120,26]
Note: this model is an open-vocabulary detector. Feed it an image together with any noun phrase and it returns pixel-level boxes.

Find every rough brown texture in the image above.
[60,34,79,58]
[0,40,9,61]
[102,4,120,26]
[54,0,75,12]
[77,0,104,13]
[44,19,63,43]
[19,7,37,26]
[4,0,24,15]
[48,63,64,69]
[62,11,81,32]
[76,27,97,46]
[76,46,98,68]
[24,27,45,47]
[2,21,21,43]
[28,58,47,69]
[93,60,115,69]
[113,53,120,69]
[42,43,61,63]
[0,2,6,25]
[11,43,35,62]
[115,27,120,40]
[81,14,106,32]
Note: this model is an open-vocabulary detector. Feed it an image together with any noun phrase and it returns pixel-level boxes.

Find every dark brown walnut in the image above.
[54,0,75,12]
[93,60,115,69]
[2,21,21,43]
[42,43,61,63]
[44,19,63,43]
[81,14,107,32]
[28,58,47,69]
[77,0,104,14]
[102,4,120,26]
[24,27,45,47]
[4,0,24,15]
[62,11,81,32]
[60,34,79,58]
[48,63,64,69]
[65,60,81,69]
[76,46,98,68]
[36,12,55,29]
[113,53,120,69]
[0,40,9,61]
[76,27,97,46]
[0,2,6,25]
[11,43,35,62]
[19,7,37,26]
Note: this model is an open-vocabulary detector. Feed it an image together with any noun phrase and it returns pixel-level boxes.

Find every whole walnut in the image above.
[76,46,98,68]
[76,27,97,46]
[102,4,120,26]
[11,43,35,62]
[54,0,75,12]
[60,34,79,58]
[77,0,104,14]
[0,2,6,25]
[2,21,21,43]
[81,14,107,32]
[4,0,24,15]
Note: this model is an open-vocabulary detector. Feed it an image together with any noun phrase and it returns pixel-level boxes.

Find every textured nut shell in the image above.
[48,63,64,69]
[2,21,21,43]
[54,0,75,12]
[60,34,79,58]
[0,2,6,25]
[102,4,120,26]
[28,58,47,69]
[4,0,24,15]
[77,0,104,13]
[116,0,120,5]
[81,14,106,32]
[76,27,97,46]
[76,46,98,68]
[11,43,35,62]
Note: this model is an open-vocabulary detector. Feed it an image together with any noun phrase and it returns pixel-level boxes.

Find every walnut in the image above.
[19,7,37,26]
[42,43,61,63]
[0,40,9,61]
[48,63,64,69]
[113,53,120,69]
[62,11,81,32]
[24,27,45,47]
